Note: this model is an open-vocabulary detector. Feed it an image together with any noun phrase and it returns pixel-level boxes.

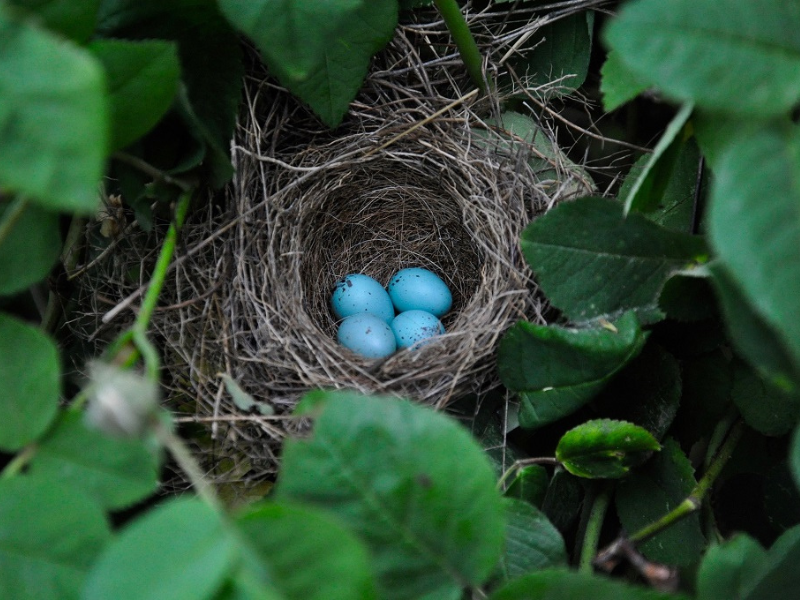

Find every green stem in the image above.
[152,417,223,513]
[433,0,490,92]
[580,485,611,573]
[0,197,29,247]
[628,419,745,545]
[134,190,191,335]
[0,444,38,479]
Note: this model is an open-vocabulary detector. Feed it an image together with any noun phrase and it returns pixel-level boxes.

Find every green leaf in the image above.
[540,469,584,534]
[511,11,594,97]
[235,502,378,600]
[731,362,800,437]
[698,526,800,600]
[674,350,733,445]
[218,0,362,82]
[0,313,59,451]
[476,111,594,199]
[279,0,397,127]
[600,50,649,111]
[604,0,800,117]
[521,196,708,324]
[0,476,111,600]
[498,311,647,429]
[89,39,180,151]
[28,410,160,510]
[0,6,107,213]
[697,534,767,600]
[7,0,100,43]
[276,391,505,600]
[0,198,61,295]
[616,438,705,566]
[622,103,693,215]
[505,465,549,508]
[763,462,800,534]
[497,498,567,582]
[96,0,243,187]
[592,343,681,440]
[710,264,800,393]
[556,419,660,479]
[82,497,237,600]
[708,122,800,381]
[489,568,690,600]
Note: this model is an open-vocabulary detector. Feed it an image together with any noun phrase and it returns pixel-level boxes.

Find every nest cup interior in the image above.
[300,165,482,338]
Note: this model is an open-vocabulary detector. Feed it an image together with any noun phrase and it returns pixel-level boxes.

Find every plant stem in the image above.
[497,456,560,491]
[579,485,611,573]
[433,0,490,93]
[0,444,38,479]
[152,417,223,514]
[112,151,193,192]
[134,190,191,336]
[628,418,745,545]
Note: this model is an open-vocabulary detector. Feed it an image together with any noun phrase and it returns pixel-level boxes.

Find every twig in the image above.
[595,418,745,567]
[0,196,28,247]
[113,151,193,193]
[497,456,560,491]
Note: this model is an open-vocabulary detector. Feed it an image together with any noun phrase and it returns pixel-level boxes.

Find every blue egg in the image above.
[337,314,397,359]
[331,273,395,323]
[391,310,445,349]
[388,267,452,317]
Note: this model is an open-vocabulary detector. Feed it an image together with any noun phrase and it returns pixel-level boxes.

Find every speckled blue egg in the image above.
[391,310,445,349]
[331,274,395,323]
[388,268,452,317]
[337,313,397,359]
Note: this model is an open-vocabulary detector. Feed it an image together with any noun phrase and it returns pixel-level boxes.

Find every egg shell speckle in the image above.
[388,268,452,317]
[337,313,397,359]
[391,310,445,349]
[331,274,395,323]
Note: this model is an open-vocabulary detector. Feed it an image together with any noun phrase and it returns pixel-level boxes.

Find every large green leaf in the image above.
[7,0,100,43]
[540,469,583,534]
[697,534,767,600]
[498,311,647,429]
[0,313,60,451]
[556,419,660,479]
[0,476,111,600]
[82,497,237,600]
[731,362,800,437]
[622,103,693,216]
[510,11,594,97]
[504,465,549,508]
[96,0,243,187]
[616,438,705,566]
[708,123,800,381]
[710,264,800,393]
[280,0,397,127]
[497,498,567,583]
[235,503,377,600]
[604,0,800,116]
[0,6,107,213]
[276,391,505,600]
[521,196,708,324]
[600,49,649,112]
[219,0,362,82]
[28,410,161,510]
[89,39,180,151]
[697,526,800,600]
[489,568,690,600]
[0,198,61,295]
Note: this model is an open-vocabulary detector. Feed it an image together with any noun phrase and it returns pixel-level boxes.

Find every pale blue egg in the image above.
[388,267,452,317]
[391,310,445,349]
[331,273,395,323]
[337,314,397,359]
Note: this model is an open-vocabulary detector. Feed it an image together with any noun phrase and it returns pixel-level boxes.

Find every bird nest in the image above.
[70,1,596,483]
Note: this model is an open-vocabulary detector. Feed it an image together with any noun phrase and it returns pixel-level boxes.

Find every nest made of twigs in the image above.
[70,2,597,481]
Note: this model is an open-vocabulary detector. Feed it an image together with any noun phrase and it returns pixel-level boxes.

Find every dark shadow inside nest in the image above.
[299,172,483,339]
